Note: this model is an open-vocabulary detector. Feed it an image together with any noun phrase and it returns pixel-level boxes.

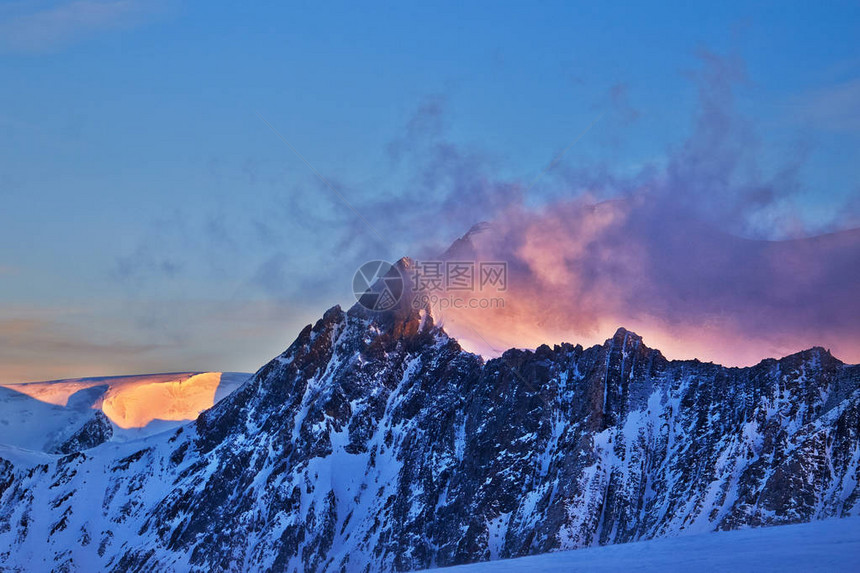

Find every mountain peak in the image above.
[348,257,436,339]
[611,326,637,339]
[606,326,645,350]
[441,221,490,260]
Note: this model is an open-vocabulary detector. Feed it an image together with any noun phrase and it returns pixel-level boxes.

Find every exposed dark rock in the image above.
[0,298,858,572]
[53,411,114,455]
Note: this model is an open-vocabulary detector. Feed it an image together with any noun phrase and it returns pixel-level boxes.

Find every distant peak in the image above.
[464,221,491,238]
[610,327,642,343]
[602,327,663,362]
[441,222,490,260]
[778,345,842,367]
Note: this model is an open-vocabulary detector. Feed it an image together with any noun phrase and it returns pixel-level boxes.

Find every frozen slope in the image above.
[0,372,250,451]
[438,516,860,572]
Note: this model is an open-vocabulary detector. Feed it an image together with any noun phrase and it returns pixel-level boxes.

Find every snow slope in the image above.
[438,516,860,572]
[0,372,250,451]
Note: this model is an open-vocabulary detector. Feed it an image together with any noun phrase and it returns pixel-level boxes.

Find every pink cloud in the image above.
[435,197,860,366]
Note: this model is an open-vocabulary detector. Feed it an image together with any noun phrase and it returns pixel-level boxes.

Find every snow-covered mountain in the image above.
[0,265,858,571]
[0,372,250,452]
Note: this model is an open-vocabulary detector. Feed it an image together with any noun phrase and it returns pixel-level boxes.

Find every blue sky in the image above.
[1,1,859,382]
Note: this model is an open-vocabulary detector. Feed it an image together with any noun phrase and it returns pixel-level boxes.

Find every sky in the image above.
[1,1,859,382]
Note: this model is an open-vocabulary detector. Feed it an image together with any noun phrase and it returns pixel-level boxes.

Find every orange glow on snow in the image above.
[100,372,222,429]
[0,372,224,429]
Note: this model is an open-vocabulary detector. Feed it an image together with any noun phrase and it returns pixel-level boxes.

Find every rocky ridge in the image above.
[0,275,858,572]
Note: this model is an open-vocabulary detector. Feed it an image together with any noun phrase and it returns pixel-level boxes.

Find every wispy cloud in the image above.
[789,78,860,133]
[435,54,860,366]
[0,0,163,54]
[104,51,858,370]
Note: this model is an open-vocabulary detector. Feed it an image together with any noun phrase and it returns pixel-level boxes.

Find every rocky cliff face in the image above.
[51,411,114,455]
[0,297,858,572]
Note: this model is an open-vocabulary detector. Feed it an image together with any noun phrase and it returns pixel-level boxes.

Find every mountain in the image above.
[0,273,858,571]
[0,372,251,452]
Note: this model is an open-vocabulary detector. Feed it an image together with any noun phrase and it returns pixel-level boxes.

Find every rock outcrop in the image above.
[0,297,857,572]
